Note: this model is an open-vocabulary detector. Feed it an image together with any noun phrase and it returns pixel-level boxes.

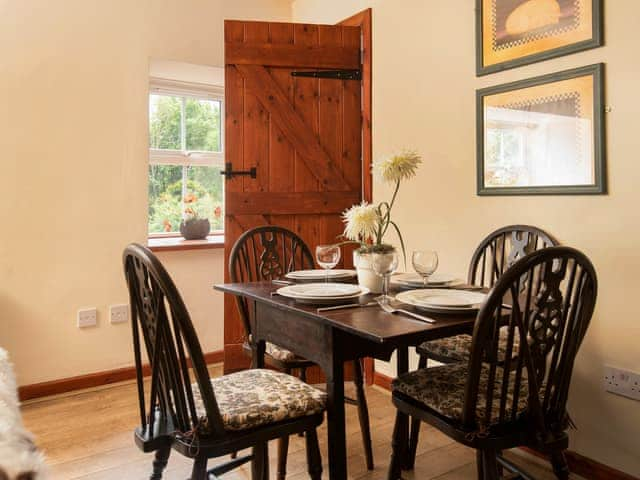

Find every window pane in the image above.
[149,94,181,150]
[148,164,183,234]
[186,165,224,231]
[185,98,221,152]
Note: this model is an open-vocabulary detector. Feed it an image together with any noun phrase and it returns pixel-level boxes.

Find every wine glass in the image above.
[316,244,341,283]
[412,250,439,287]
[372,250,399,304]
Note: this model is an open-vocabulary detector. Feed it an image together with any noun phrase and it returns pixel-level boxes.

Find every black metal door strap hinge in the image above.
[291,69,362,80]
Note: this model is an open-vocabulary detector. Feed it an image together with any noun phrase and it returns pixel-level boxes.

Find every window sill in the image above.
[148,234,224,252]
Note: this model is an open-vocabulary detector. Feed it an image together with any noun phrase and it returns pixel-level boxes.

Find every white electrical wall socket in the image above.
[110,304,129,324]
[603,365,640,401]
[77,308,97,328]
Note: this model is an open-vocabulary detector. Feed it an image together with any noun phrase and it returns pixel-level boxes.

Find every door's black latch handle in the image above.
[220,162,257,180]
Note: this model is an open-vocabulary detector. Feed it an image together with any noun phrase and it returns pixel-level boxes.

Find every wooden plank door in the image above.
[223,20,363,372]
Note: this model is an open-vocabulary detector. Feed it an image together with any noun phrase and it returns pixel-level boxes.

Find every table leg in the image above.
[394,347,410,471]
[326,353,347,480]
[252,340,265,369]
[250,300,265,370]
[397,346,409,375]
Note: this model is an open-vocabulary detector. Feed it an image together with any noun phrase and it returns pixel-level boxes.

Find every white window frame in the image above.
[149,77,225,167]
[148,77,225,238]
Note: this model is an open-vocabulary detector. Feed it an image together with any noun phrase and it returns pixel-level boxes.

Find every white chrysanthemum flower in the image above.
[374,150,422,184]
[342,201,379,241]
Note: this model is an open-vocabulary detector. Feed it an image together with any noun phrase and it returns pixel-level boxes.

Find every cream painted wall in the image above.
[293,0,640,475]
[0,0,291,385]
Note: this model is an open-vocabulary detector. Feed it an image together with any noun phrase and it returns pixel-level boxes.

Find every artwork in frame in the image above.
[477,63,605,196]
[476,0,603,76]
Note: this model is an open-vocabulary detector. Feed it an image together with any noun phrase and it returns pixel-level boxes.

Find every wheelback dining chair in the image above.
[229,226,374,478]
[407,225,559,471]
[388,246,598,480]
[123,243,326,480]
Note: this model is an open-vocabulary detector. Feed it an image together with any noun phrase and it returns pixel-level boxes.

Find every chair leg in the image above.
[353,359,374,470]
[150,446,170,480]
[387,410,408,480]
[297,367,306,438]
[305,428,322,480]
[481,449,500,480]
[252,442,269,480]
[551,450,570,480]
[406,354,428,470]
[476,450,484,480]
[277,436,290,480]
[191,455,208,480]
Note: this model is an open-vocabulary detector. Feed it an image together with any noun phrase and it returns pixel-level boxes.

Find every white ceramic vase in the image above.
[353,251,384,294]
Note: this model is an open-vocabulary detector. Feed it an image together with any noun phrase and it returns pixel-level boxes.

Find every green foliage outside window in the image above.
[148,94,224,235]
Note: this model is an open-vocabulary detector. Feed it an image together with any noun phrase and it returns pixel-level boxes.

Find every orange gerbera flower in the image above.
[184,193,197,203]
[163,219,172,232]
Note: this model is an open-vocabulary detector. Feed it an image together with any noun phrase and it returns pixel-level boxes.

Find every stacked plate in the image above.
[285,269,357,282]
[395,289,487,314]
[276,282,369,305]
[391,272,464,289]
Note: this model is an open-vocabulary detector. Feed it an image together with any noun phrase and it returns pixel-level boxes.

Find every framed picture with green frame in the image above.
[476,0,603,76]
[476,63,606,196]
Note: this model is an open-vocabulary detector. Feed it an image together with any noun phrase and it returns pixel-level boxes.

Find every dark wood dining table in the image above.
[214,281,479,480]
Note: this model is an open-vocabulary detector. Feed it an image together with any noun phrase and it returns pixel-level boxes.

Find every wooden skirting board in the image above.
[373,371,638,480]
[18,350,224,402]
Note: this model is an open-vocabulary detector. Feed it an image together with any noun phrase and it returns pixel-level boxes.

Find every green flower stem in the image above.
[375,204,384,246]
[388,179,401,211]
[380,181,398,239]
[389,220,407,268]
[333,239,366,250]
[376,202,390,244]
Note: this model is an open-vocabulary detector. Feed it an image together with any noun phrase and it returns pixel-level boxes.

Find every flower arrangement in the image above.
[183,193,203,220]
[180,193,213,240]
[341,149,422,261]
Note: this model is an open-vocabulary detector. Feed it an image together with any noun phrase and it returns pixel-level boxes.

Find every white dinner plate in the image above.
[285,269,357,280]
[277,283,370,305]
[391,272,464,288]
[396,289,487,313]
[278,282,361,298]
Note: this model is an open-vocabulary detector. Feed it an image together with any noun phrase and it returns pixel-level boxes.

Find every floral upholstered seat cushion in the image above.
[392,363,529,424]
[415,328,520,363]
[415,334,473,362]
[193,369,326,432]
[265,342,298,362]
[245,337,299,362]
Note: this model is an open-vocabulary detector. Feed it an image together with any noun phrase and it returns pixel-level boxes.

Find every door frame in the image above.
[339,8,374,384]
[339,8,373,205]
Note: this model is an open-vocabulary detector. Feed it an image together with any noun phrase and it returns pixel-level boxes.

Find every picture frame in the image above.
[477,63,605,196]
[476,0,603,76]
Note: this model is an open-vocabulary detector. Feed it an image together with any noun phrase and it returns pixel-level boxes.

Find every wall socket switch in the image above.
[77,308,97,328]
[604,365,640,401]
[110,304,129,324]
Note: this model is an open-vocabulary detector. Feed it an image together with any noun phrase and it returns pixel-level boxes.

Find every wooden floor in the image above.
[21,364,584,480]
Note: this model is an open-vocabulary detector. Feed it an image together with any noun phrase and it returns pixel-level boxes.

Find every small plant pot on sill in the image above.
[180,218,210,240]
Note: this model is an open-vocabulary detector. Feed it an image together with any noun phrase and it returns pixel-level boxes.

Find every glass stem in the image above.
[383,274,389,300]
